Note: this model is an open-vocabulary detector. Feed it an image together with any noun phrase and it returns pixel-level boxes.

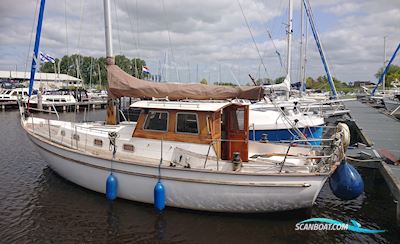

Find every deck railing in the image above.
[25,112,344,174]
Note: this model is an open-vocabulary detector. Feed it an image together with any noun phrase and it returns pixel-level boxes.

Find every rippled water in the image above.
[0,110,399,243]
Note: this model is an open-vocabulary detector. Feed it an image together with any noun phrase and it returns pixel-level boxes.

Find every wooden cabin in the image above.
[131,101,249,162]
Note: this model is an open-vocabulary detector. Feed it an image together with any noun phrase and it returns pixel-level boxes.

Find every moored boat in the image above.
[19,0,355,213]
[21,98,346,212]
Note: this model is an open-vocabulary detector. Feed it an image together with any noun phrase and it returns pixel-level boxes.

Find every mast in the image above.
[299,0,304,96]
[104,0,114,63]
[286,0,293,81]
[371,42,400,96]
[283,0,293,99]
[28,0,46,99]
[303,0,338,98]
[103,0,117,124]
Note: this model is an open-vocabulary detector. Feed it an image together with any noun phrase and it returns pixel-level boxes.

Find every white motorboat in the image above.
[0,88,30,103]
[28,89,77,107]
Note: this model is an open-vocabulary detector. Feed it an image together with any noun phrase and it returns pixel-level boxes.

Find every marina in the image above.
[1,0,400,243]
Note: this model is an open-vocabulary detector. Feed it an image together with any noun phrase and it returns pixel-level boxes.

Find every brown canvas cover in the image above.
[107,64,263,100]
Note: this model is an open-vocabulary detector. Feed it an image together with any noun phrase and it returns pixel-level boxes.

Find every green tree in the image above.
[305,76,316,88]
[375,64,400,87]
[274,76,285,84]
[200,79,208,85]
[115,55,132,74]
[131,58,146,78]
[39,54,147,88]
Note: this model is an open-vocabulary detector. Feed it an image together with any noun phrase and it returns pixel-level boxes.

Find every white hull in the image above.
[28,132,328,213]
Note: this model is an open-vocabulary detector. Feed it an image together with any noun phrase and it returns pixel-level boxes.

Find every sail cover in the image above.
[107,65,264,100]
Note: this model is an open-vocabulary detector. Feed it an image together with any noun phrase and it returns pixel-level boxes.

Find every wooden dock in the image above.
[345,101,400,226]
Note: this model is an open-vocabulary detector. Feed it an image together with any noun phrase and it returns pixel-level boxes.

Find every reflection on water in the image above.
[0,110,399,243]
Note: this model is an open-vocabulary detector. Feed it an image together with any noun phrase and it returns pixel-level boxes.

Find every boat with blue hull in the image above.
[249,127,323,143]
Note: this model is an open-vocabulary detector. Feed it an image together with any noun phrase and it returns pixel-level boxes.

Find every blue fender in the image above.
[329,160,364,200]
[154,180,165,211]
[106,173,118,201]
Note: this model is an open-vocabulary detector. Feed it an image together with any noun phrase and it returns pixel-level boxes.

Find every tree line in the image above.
[40,54,147,88]
[40,54,400,92]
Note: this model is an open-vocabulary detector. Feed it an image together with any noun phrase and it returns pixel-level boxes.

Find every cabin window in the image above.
[123,144,135,152]
[229,108,245,131]
[236,108,245,130]
[94,139,103,147]
[176,113,199,134]
[143,111,168,132]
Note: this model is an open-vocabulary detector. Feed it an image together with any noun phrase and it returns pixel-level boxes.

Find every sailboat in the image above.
[248,0,326,143]
[20,0,350,213]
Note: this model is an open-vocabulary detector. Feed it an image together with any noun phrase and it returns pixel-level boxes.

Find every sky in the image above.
[0,0,399,85]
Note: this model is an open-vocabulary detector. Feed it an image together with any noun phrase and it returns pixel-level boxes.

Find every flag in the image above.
[142,66,150,74]
[39,51,55,63]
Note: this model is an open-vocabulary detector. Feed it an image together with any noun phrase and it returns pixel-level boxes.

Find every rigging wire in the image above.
[306,1,337,83]
[237,0,270,79]
[75,0,87,79]
[64,0,69,75]
[161,0,180,82]
[24,0,40,75]
[123,0,139,77]
[135,0,140,77]
[267,29,284,69]
[113,0,123,56]
[302,8,309,91]
[266,0,287,79]
[229,67,242,87]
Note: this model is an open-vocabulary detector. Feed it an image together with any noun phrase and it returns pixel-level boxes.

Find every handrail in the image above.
[119,109,127,121]
[51,103,60,120]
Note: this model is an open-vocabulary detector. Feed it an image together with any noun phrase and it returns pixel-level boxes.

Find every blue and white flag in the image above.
[39,51,55,63]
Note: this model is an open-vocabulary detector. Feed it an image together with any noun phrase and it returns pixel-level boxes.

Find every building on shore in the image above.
[0,70,82,90]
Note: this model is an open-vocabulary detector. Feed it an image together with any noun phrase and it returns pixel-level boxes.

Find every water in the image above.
[0,110,399,243]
